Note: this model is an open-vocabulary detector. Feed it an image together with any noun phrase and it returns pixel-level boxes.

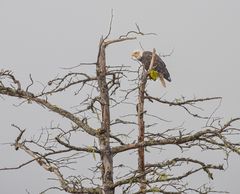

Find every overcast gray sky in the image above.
[1,0,240,193]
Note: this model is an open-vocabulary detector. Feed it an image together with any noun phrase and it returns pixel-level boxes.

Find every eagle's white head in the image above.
[131,50,143,60]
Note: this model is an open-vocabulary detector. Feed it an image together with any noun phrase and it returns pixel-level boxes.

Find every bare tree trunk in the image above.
[137,49,157,193]
[96,38,114,194]
[137,73,147,193]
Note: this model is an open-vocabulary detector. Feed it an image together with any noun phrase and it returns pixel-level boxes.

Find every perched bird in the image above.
[131,50,171,87]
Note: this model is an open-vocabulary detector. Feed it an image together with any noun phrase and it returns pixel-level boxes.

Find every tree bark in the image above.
[137,72,147,193]
[137,49,156,193]
[96,37,114,194]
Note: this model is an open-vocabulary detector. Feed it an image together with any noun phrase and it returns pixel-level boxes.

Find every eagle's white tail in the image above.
[159,73,166,87]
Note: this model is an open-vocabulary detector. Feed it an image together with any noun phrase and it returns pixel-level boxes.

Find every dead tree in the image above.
[0,26,240,194]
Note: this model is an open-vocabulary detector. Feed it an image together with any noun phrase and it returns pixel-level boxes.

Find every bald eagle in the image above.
[132,50,171,87]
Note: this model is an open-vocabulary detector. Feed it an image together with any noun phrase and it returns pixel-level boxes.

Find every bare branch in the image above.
[112,118,240,154]
[0,86,97,136]
[55,135,100,154]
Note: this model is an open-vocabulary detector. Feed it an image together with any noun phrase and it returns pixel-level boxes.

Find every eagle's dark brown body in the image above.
[139,51,171,82]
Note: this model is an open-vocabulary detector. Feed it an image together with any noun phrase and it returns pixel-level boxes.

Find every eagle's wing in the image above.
[154,55,171,82]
